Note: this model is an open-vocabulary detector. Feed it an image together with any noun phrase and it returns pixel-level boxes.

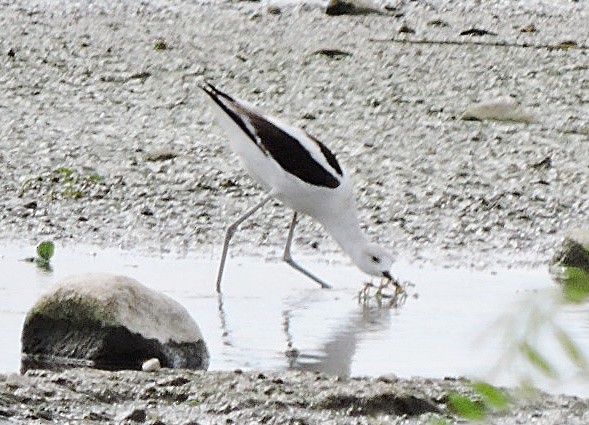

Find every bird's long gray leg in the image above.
[283,212,331,289]
[216,195,271,292]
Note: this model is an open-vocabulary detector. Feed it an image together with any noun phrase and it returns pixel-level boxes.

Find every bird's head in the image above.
[357,243,395,279]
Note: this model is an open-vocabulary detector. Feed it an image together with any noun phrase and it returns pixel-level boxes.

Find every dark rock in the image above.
[219,179,237,188]
[556,40,578,49]
[317,392,440,416]
[154,38,168,51]
[123,408,147,422]
[141,206,154,216]
[383,1,402,13]
[158,376,191,387]
[31,408,53,420]
[267,5,281,15]
[129,71,152,81]
[23,200,37,209]
[313,48,352,58]
[398,23,415,34]
[84,411,111,421]
[459,28,497,36]
[0,408,16,418]
[21,273,209,373]
[521,23,537,33]
[551,231,589,273]
[428,18,449,27]
[530,157,552,170]
[325,0,383,16]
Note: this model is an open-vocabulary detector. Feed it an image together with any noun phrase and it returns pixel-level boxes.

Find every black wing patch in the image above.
[306,132,343,177]
[202,83,342,189]
[245,112,341,189]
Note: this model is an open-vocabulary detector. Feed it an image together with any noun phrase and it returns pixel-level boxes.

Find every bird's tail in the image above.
[200,81,234,103]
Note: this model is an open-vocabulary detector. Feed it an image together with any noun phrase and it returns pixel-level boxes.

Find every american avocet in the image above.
[201,82,398,292]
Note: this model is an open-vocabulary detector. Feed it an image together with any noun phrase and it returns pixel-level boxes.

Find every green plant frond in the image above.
[447,392,486,421]
[553,326,589,372]
[518,342,558,378]
[470,381,510,411]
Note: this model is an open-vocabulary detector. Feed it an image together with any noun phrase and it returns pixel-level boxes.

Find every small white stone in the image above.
[142,358,161,372]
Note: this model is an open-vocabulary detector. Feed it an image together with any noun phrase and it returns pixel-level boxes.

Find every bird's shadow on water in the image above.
[216,287,406,377]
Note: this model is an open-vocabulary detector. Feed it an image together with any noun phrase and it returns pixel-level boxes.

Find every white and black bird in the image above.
[201,82,398,291]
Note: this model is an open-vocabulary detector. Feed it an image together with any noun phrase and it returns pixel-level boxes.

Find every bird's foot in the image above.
[358,276,407,308]
[357,282,375,304]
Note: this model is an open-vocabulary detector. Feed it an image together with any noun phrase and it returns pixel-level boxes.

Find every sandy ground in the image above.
[1,0,587,270]
[1,0,588,423]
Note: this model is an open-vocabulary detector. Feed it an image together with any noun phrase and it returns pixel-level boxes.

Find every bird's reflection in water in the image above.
[216,285,408,375]
[217,292,233,347]
[283,305,395,378]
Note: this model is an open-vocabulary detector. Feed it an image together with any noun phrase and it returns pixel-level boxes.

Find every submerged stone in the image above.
[21,273,209,372]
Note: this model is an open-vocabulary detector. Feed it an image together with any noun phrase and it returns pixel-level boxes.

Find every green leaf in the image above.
[89,173,103,183]
[447,392,486,421]
[562,266,589,303]
[470,381,510,411]
[57,167,73,177]
[36,241,55,262]
[554,327,589,371]
[519,342,557,378]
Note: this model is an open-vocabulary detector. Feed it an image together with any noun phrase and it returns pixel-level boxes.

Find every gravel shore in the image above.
[1,0,588,423]
[2,368,589,424]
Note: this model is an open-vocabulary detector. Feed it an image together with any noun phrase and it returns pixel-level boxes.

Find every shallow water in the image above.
[1,244,588,397]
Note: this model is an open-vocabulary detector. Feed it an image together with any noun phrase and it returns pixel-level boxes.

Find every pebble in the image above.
[521,23,537,33]
[145,149,178,162]
[154,38,168,51]
[142,358,162,372]
[267,5,281,15]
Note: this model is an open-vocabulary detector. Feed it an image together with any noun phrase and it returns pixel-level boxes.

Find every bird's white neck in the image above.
[320,208,370,269]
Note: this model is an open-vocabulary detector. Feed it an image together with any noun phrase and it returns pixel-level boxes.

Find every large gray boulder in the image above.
[21,273,209,372]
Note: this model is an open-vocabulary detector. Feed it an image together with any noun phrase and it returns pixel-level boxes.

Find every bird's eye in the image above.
[371,255,381,264]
